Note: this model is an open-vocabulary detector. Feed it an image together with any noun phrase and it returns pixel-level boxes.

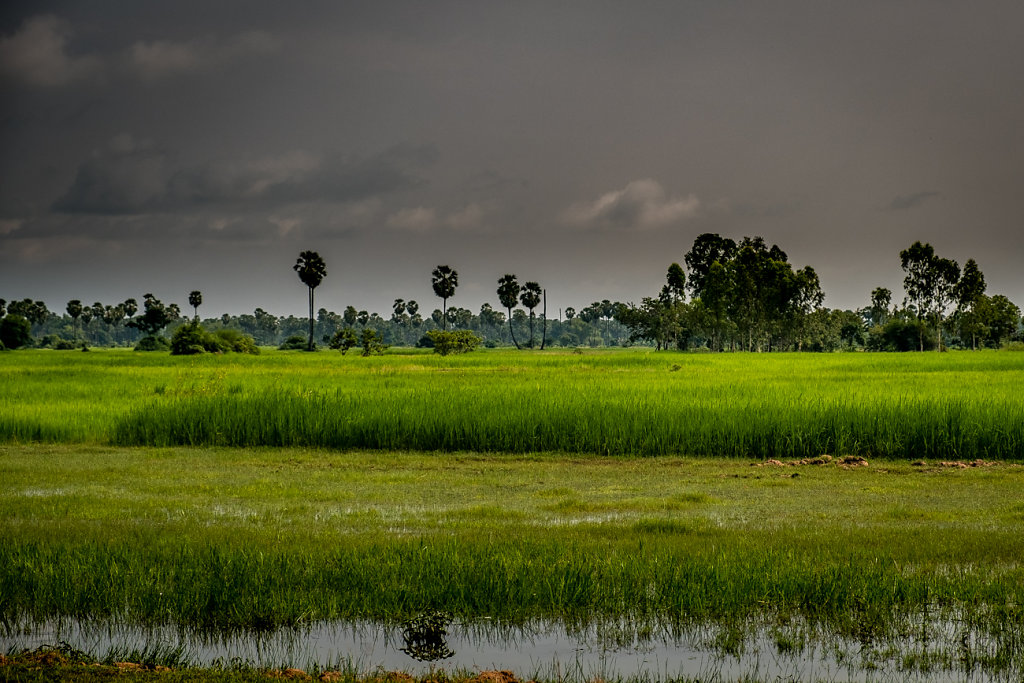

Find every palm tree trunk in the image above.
[308,287,314,351]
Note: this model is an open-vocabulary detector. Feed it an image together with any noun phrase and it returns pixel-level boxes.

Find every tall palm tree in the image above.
[520,281,542,348]
[188,291,203,320]
[497,274,521,349]
[66,300,83,343]
[431,265,458,331]
[294,251,327,351]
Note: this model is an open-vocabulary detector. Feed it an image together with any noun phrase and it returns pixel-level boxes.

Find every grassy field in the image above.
[1,347,1022,458]
[2,446,1023,636]
[2,348,1023,678]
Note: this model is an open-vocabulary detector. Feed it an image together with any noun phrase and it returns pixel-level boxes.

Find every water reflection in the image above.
[1,615,1020,682]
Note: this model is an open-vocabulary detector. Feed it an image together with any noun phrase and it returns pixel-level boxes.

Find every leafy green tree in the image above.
[66,300,83,342]
[900,241,959,351]
[0,299,5,318]
[392,298,406,322]
[497,274,521,349]
[685,233,737,300]
[360,328,389,356]
[189,290,202,319]
[979,294,1021,346]
[431,265,458,330]
[343,305,358,327]
[427,329,483,355]
[520,281,542,348]
[869,287,892,327]
[564,306,576,321]
[294,251,327,351]
[329,328,358,354]
[0,315,32,349]
[357,310,369,326]
[954,258,986,350]
[127,293,181,343]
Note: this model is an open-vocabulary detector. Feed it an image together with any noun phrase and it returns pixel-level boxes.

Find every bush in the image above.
[329,328,358,354]
[171,321,217,355]
[360,328,389,356]
[0,315,32,349]
[135,335,171,352]
[214,328,260,355]
[278,335,310,351]
[426,330,482,356]
[37,334,75,350]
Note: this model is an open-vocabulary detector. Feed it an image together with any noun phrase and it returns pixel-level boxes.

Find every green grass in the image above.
[2,445,1023,644]
[2,348,1022,459]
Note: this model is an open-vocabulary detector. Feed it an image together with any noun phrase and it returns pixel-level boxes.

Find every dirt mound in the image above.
[471,671,522,683]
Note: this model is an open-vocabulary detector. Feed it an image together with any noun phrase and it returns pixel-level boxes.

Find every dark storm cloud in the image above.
[53,138,437,215]
[3,1,1024,316]
[886,192,941,212]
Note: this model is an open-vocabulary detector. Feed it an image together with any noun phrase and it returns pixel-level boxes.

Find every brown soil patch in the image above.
[471,672,521,683]
[268,668,312,680]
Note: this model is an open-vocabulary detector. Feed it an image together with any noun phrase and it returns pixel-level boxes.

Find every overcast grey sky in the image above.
[2,1,1022,318]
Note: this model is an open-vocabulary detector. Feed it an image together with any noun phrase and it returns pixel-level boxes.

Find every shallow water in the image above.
[1,616,1019,682]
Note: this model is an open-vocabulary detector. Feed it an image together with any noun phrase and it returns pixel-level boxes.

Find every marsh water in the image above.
[2,616,1020,682]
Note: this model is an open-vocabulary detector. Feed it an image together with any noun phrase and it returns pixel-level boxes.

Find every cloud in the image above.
[0,15,101,87]
[53,139,436,215]
[386,207,436,232]
[886,191,940,211]
[128,31,279,80]
[446,203,483,231]
[563,179,700,230]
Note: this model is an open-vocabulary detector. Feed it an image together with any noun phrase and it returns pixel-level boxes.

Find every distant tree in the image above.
[900,241,959,351]
[497,274,522,349]
[294,251,327,351]
[360,328,389,356]
[520,282,542,348]
[357,310,369,326]
[685,233,737,300]
[869,287,892,327]
[66,300,83,342]
[431,265,458,330]
[329,328,358,354]
[406,300,419,317]
[0,315,32,349]
[343,305,358,327]
[127,293,181,341]
[980,294,1021,347]
[392,298,406,321]
[564,306,576,321]
[665,263,686,303]
[189,290,203,319]
[0,299,5,318]
[790,266,824,351]
[954,258,986,350]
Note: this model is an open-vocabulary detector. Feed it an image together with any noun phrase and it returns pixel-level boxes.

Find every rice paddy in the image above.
[1,348,1023,680]
[2,348,1022,459]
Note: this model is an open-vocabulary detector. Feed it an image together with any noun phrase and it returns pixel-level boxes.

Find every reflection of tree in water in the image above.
[400,611,455,661]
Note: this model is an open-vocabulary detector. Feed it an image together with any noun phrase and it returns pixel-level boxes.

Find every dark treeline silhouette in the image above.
[1,236,1021,352]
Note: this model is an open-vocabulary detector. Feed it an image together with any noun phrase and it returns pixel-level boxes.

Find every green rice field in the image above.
[2,348,1023,679]
[2,347,1022,459]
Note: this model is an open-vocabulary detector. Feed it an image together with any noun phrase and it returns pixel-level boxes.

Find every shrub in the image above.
[135,335,171,352]
[329,328,358,354]
[0,315,32,349]
[171,321,217,355]
[360,329,389,356]
[426,329,482,356]
[214,328,260,355]
[278,335,309,351]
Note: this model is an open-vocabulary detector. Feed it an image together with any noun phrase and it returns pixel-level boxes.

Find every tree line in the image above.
[1,236,1021,352]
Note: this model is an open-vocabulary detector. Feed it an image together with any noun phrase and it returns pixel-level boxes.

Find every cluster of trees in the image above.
[614,235,1022,352]
[2,239,1021,353]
